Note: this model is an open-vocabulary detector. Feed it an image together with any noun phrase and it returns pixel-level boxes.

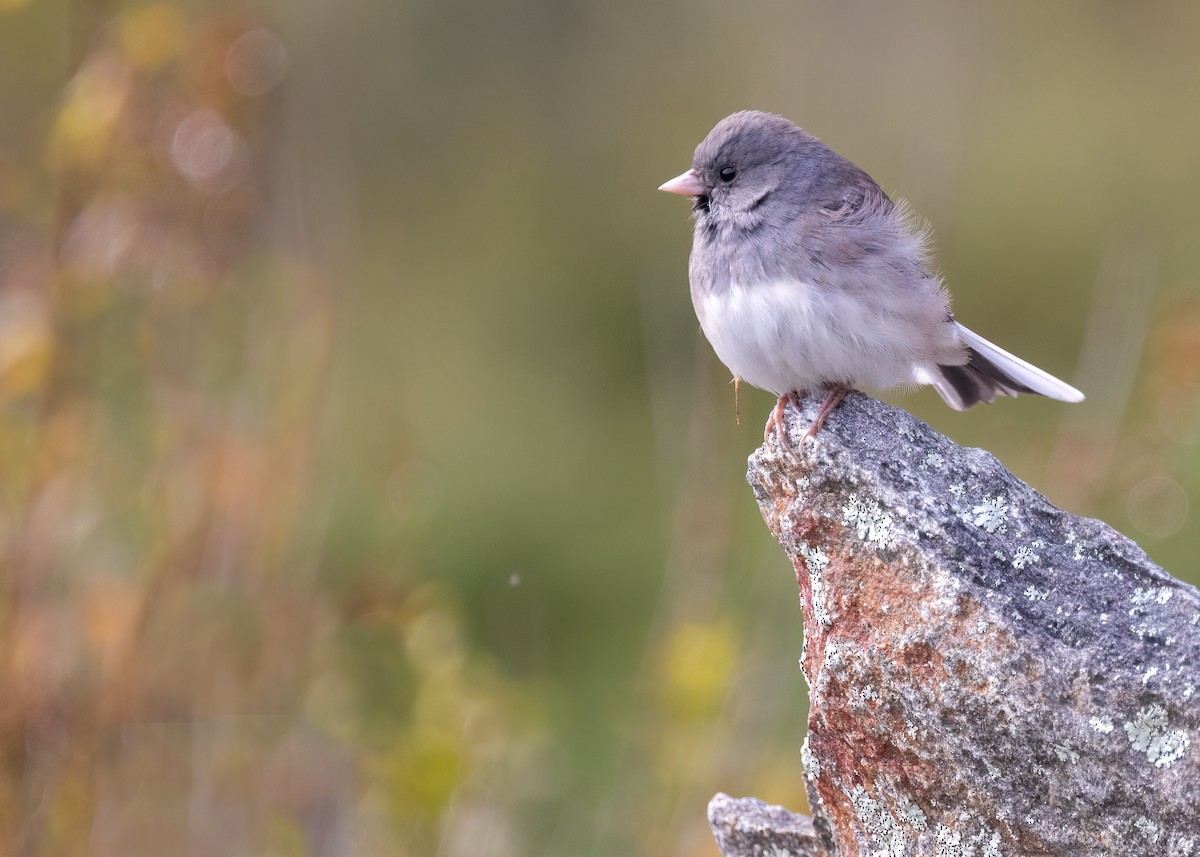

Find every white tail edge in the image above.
[955,322,1084,403]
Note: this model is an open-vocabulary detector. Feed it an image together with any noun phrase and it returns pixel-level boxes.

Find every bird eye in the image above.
[718,166,737,182]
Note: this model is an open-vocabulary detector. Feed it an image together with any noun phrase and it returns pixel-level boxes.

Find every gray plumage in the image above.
[660,110,1083,418]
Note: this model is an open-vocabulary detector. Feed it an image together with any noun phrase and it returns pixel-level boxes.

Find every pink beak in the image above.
[658,169,708,196]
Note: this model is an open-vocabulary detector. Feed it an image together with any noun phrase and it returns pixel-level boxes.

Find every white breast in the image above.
[695,278,943,396]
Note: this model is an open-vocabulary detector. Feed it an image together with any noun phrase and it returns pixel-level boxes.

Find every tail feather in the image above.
[932,322,1084,411]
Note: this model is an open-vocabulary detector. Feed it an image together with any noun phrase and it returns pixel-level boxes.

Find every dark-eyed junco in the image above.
[660,110,1083,452]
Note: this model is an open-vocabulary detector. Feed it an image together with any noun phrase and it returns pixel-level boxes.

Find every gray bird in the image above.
[660,110,1083,452]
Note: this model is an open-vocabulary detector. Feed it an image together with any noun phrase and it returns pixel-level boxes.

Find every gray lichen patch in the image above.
[1130,586,1174,613]
[933,822,1003,857]
[1123,704,1191,768]
[1011,545,1039,570]
[798,542,832,626]
[970,496,1009,534]
[842,493,895,549]
[1023,585,1049,602]
[845,785,909,856]
[896,797,926,831]
[801,736,820,780]
[1168,833,1196,856]
[1135,816,1161,843]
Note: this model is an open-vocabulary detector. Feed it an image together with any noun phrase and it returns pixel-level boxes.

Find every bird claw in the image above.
[766,392,800,460]
[805,386,848,439]
[765,387,850,458]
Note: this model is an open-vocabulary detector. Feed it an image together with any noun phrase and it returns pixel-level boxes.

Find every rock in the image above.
[708,793,829,857]
[713,391,1200,857]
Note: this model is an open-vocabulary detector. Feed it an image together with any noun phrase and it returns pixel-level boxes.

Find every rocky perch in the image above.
[711,392,1199,857]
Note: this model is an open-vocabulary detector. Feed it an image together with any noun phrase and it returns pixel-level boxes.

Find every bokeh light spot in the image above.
[1128,476,1189,539]
[225,29,288,96]
[171,109,245,192]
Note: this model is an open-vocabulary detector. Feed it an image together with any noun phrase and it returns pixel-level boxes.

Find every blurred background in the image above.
[0,1,1198,855]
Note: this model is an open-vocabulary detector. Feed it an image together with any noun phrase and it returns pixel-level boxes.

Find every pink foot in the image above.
[804,386,849,439]
[764,392,798,458]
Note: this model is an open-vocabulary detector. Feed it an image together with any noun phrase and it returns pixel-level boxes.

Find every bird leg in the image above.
[804,385,849,439]
[764,391,798,457]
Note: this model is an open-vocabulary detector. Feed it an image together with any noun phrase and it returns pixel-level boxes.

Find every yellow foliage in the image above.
[661,620,737,722]
[119,4,188,71]
[404,599,467,676]
[40,771,95,857]
[0,300,53,397]
[259,814,309,857]
[375,729,463,818]
[50,53,131,169]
